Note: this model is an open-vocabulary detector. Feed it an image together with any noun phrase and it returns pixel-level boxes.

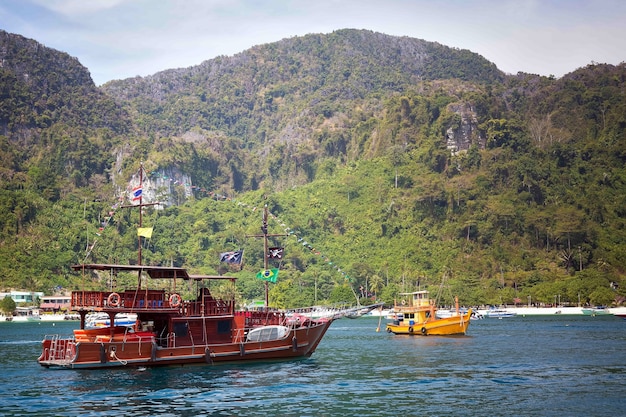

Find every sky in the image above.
[1,0,625,86]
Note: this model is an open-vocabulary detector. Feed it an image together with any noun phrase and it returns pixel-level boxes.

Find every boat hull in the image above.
[386,311,471,336]
[38,320,333,369]
[581,308,610,316]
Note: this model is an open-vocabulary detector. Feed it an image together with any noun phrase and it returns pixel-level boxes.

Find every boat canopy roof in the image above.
[71,263,236,281]
[399,291,429,295]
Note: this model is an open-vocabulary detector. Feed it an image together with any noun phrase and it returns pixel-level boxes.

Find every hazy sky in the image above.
[1,0,625,86]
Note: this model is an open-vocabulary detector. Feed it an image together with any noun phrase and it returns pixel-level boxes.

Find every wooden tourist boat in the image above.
[38,166,333,369]
[386,291,471,336]
[38,264,333,369]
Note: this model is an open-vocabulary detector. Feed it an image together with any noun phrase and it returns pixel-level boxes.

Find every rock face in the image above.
[127,167,193,208]
[445,102,485,154]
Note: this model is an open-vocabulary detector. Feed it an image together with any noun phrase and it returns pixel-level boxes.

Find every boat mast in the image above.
[120,163,159,288]
[137,164,143,266]
[249,205,286,307]
[262,206,269,307]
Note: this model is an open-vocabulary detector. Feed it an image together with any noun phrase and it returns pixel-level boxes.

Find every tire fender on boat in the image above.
[107,292,121,307]
[408,327,413,333]
[421,327,427,335]
[169,293,182,308]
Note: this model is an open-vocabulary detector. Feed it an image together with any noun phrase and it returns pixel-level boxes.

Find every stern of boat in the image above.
[39,335,77,368]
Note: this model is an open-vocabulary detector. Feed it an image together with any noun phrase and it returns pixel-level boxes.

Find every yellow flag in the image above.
[137,227,153,238]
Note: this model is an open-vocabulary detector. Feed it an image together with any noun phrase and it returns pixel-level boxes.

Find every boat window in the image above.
[173,322,188,337]
[217,320,231,334]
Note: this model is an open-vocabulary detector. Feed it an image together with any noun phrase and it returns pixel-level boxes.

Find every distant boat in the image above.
[367,308,392,317]
[287,306,346,320]
[344,303,385,319]
[483,309,516,318]
[11,307,40,322]
[437,308,483,320]
[610,306,626,319]
[386,291,471,336]
[85,312,137,328]
[10,315,41,322]
[581,307,610,316]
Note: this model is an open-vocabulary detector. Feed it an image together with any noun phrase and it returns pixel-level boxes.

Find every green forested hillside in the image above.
[1,29,625,309]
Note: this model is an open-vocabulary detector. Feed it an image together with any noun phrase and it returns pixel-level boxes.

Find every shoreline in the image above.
[477,306,626,316]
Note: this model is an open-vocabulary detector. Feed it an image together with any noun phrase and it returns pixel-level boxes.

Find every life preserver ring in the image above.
[169,293,182,308]
[401,300,406,306]
[107,292,120,307]
[421,327,427,335]
[408,327,414,333]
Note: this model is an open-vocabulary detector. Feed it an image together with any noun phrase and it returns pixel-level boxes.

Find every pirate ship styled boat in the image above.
[38,168,333,369]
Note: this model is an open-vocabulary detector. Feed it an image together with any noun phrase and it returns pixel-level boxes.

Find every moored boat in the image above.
[610,306,626,318]
[581,307,611,316]
[344,303,385,319]
[386,291,471,336]
[483,308,517,318]
[437,308,483,320]
[38,265,333,369]
[85,312,137,328]
[38,167,334,369]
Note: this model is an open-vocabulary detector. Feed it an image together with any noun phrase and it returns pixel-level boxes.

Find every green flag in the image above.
[256,268,279,283]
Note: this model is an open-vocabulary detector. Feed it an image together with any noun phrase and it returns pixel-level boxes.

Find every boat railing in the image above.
[70,290,191,310]
[166,332,176,348]
[235,309,285,327]
[181,300,234,317]
[42,334,76,363]
[232,327,246,343]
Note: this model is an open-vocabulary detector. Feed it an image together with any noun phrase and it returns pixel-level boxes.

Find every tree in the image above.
[0,296,16,316]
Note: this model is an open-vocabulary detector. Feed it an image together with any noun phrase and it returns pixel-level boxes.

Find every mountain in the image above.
[0,30,133,199]
[0,28,625,309]
[100,29,504,191]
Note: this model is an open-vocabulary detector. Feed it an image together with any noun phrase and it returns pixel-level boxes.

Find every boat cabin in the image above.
[69,263,277,348]
[393,291,435,325]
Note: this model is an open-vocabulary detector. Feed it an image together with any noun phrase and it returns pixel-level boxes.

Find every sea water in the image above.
[0,315,624,416]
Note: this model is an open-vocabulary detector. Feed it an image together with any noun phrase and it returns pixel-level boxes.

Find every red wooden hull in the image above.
[39,319,332,369]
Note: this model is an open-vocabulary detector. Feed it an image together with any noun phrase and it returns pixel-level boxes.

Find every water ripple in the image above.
[1,316,625,416]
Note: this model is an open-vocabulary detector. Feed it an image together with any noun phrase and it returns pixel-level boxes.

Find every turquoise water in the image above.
[0,316,625,416]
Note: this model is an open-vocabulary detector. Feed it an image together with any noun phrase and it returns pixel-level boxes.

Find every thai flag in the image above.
[131,186,142,201]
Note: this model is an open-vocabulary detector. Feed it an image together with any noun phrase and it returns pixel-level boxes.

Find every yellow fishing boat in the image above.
[386,291,471,336]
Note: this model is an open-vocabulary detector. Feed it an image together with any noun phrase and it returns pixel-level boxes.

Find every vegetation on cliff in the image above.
[1,29,624,308]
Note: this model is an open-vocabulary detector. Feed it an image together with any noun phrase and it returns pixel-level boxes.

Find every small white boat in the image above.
[344,303,385,319]
[10,315,41,322]
[581,307,610,316]
[368,308,391,317]
[470,311,484,320]
[435,309,457,319]
[437,308,483,320]
[483,309,516,318]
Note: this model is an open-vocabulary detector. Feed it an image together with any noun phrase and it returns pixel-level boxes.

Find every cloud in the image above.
[30,0,128,17]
